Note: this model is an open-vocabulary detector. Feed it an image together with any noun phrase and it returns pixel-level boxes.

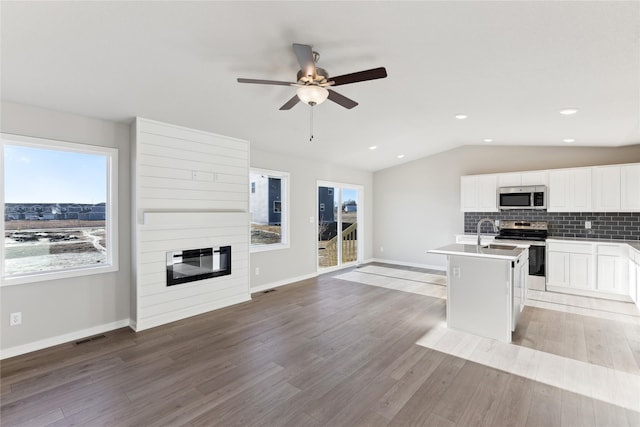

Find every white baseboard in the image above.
[370,258,447,272]
[0,318,130,360]
[251,272,318,293]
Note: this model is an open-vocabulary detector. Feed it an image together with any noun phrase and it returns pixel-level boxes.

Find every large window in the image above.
[1,134,118,285]
[249,168,289,252]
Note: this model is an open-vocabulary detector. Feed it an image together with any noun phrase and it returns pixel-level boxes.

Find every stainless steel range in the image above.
[495,221,547,284]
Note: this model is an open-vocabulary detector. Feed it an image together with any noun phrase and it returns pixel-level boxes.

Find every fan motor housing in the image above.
[297,67,329,84]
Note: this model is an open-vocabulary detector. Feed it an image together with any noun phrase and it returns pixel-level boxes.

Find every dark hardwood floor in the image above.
[1,264,638,426]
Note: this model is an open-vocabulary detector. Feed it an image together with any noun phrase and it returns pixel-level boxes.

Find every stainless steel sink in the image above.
[482,243,518,250]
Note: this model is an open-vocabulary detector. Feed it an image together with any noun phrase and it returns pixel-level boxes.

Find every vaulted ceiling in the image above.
[2,1,638,171]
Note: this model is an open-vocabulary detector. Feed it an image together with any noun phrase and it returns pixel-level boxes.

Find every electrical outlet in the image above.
[452,267,461,278]
[10,312,22,326]
[255,267,260,276]
[585,221,591,229]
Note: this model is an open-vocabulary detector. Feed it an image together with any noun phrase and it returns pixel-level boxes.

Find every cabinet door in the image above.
[597,254,619,293]
[630,259,638,303]
[570,253,593,289]
[593,166,621,211]
[521,171,547,186]
[636,262,640,305]
[596,246,628,295]
[547,251,570,287]
[460,176,478,212]
[571,168,592,211]
[621,164,640,211]
[548,170,569,212]
[477,175,498,211]
[498,173,521,187]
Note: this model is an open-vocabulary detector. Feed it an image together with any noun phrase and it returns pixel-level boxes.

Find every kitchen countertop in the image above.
[546,237,640,252]
[429,243,527,260]
[457,233,640,252]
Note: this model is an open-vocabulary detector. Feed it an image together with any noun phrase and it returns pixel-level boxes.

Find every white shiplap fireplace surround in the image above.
[131,118,250,331]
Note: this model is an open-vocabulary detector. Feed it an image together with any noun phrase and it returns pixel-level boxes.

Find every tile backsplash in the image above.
[464,211,640,241]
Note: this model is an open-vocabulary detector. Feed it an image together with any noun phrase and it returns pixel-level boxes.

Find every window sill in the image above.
[250,243,290,254]
[1,263,119,287]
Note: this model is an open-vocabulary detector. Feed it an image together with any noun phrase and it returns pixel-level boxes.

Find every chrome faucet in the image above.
[477,218,498,245]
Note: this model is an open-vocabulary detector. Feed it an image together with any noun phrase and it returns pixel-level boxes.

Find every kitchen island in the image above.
[429,243,529,343]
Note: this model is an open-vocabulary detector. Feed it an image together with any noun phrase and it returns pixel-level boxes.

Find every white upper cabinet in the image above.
[478,175,498,211]
[521,171,548,186]
[593,166,621,211]
[593,164,640,212]
[497,171,547,187]
[497,173,521,187]
[462,163,638,213]
[460,176,479,212]
[460,174,498,212]
[621,164,640,210]
[548,167,592,212]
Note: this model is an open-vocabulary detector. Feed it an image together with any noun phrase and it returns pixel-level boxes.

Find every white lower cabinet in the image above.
[547,242,593,290]
[513,249,529,330]
[627,249,640,305]
[596,244,628,294]
[547,239,635,299]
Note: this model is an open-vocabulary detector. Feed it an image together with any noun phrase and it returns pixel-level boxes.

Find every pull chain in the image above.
[309,105,314,142]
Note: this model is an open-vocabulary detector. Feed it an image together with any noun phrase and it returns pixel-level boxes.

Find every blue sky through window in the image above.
[4,144,107,204]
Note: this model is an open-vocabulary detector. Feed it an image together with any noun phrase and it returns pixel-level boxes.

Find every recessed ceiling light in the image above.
[559,108,579,115]
[563,138,575,143]
[483,139,493,143]
[455,114,468,120]
[368,146,377,150]
[397,154,405,159]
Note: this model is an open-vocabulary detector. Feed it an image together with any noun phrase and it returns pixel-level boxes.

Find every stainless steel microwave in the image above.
[498,186,546,210]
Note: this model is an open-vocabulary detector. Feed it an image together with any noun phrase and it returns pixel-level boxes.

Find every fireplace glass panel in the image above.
[166,246,231,286]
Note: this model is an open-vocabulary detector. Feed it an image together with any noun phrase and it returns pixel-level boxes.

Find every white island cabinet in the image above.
[429,244,528,343]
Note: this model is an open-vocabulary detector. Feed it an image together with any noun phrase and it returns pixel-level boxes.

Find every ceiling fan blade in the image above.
[327,89,358,109]
[330,67,388,86]
[237,78,294,86]
[279,95,300,110]
[292,43,316,79]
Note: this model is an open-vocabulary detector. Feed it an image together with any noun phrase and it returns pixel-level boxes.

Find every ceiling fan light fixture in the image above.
[297,86,329,106]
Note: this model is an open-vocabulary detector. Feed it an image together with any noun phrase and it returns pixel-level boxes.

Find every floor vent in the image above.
[263,289,276,294]
[75,334,107,345]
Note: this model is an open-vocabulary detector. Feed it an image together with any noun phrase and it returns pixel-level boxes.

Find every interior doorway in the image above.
[317,182,363,270]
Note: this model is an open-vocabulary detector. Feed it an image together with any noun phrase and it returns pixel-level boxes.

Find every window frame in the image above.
[249,167,289,253]
[1,133,119,286]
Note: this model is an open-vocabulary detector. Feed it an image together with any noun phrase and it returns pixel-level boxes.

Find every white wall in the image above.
[0,101,374,355]
[249,148,374,290]
[373,144,640,270]
[1,101,131,356]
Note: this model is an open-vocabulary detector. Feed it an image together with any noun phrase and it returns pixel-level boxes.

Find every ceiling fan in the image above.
[237,43,387,110]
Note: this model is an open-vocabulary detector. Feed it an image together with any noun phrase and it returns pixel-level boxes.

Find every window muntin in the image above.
[1,134,118,285]
[249,168,289,252]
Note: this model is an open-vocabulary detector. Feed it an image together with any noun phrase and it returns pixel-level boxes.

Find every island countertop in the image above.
[429,243,527,260]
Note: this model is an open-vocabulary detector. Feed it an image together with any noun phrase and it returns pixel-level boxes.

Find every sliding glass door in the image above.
[317,182,363,270]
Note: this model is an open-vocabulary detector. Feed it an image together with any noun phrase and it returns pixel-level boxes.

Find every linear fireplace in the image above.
[166,246,231,286]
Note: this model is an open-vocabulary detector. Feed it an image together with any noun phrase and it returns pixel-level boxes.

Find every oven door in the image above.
[528,245,545,276]
[494,238,545,277]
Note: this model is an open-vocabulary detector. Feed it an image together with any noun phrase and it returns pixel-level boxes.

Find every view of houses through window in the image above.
[249,169,289,250]
[318,184,360,269]
[2,136,117,282]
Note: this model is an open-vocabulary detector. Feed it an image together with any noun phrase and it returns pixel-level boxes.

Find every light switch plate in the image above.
[585,221,591,229]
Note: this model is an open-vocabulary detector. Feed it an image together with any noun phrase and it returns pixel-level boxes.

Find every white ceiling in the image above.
[2,1,639,172]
